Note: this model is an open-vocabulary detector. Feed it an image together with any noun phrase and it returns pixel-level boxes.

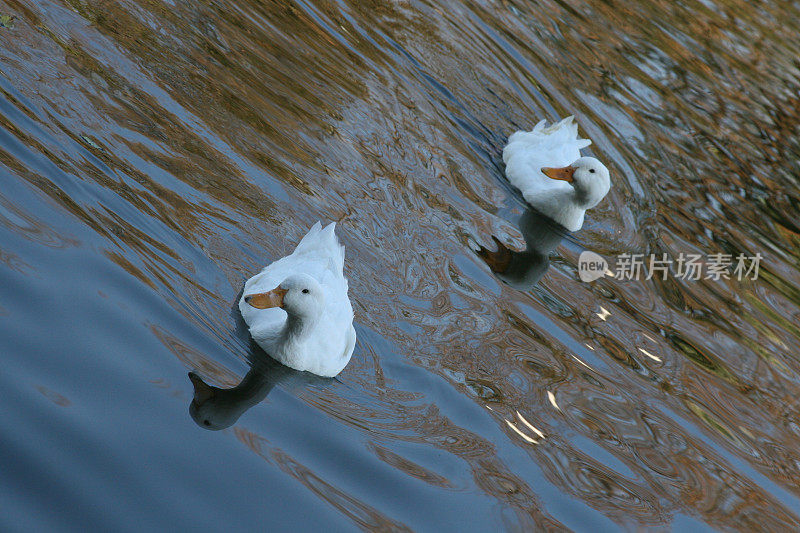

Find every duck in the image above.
[238,222,356,377]
[502,116,611,232]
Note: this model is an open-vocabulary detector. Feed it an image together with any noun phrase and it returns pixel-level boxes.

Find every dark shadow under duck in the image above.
[476,208,568,291]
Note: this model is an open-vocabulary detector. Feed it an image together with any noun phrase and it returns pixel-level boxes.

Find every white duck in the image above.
[502,116,611,231]
[238,222,356,377]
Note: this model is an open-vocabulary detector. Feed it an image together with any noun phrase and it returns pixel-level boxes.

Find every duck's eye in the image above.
[302,289,309,294]
[589,168,596,173]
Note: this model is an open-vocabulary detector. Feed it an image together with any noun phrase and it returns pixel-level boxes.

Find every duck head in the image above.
[542,156,610,209]
[244,273,325,321]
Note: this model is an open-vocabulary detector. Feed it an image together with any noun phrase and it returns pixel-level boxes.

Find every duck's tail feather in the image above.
[295,221,345,271]
[294,221,323,252]
[504,116,591,164]
[322,222,346,272]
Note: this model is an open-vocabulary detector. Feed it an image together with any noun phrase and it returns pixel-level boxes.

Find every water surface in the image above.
[1,0,799,530]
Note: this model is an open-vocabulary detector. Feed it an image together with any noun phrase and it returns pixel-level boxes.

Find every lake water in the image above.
[1,0,799,530]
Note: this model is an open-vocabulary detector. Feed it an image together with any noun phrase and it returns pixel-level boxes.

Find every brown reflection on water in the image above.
[3,0,800,528]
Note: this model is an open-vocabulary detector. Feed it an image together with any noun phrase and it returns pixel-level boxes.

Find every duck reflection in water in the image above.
[477,208,568,290]
[188,312,330,431]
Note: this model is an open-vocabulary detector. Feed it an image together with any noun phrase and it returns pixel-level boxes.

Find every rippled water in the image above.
[2,0,799,529]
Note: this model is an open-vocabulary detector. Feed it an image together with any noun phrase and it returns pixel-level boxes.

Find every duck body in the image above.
[239,222,356,377]
[502,116,610,231]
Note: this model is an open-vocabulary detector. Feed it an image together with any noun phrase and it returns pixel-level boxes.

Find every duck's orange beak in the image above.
[541,166,576,182]
[244,287,288,309]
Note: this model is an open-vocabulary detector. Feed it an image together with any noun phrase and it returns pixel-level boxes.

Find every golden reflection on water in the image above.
[2,0,800,528]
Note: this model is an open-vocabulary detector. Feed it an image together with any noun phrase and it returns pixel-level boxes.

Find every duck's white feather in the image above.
[502,116,602,231]
[503,116,590,200]
[238,222,355,377]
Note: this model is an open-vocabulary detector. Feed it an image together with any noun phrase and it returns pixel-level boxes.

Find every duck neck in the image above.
[571,183,594,208]
[280,311,318,344]
[531,188,585,232]
[552,187,585,214]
